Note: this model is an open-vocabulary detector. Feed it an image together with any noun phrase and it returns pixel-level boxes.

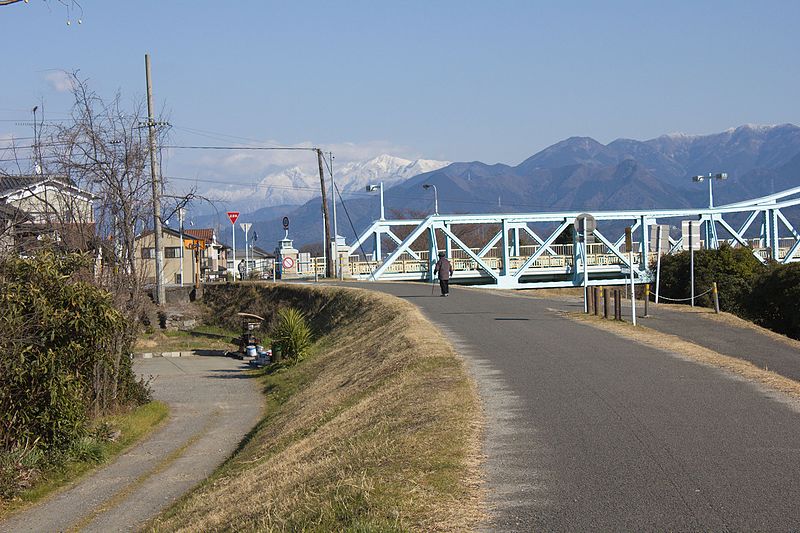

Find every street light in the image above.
[366,182,385,220]
[692,172,728,208]
[692,171,727,252]
[422,183,439,215]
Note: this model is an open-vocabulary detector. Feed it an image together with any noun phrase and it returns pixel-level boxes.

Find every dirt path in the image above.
[1,356,263,533]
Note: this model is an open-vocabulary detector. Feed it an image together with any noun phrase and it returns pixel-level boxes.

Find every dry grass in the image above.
[151,286,483,532]
[566,312,800,401]
[523,287,584,299]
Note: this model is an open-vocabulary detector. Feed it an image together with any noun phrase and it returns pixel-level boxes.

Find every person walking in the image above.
[433,251,453,296]
[238,259,246,280]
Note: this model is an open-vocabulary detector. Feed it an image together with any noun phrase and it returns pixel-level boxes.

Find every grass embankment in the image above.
[152,283,483,532]
[0,401,168,519]
[135,325,239,353]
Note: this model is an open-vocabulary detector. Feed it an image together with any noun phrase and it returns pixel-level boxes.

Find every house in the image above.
[0,175,96,254]
[250,246,275,277]
[134,226,228,285]
[225,244,275,279]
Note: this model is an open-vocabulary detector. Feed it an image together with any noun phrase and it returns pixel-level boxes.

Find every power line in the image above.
[170,125,274,145]
[163,144,316,152]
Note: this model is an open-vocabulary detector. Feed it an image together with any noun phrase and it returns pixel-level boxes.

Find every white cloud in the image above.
[44,71,76,93]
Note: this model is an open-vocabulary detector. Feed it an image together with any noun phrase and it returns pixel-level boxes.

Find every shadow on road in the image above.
[206,368,256,380]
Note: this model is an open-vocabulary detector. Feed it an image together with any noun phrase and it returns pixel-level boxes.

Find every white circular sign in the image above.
[282,257,295,269]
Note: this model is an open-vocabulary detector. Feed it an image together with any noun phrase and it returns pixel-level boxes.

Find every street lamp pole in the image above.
[379,181,384,220]
[423,184,439,215]
[366,182,385,220]
[693,172,727,248]
[367,183,385,262]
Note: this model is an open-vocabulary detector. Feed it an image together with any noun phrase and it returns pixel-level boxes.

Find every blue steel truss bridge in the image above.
[342,186,800,289]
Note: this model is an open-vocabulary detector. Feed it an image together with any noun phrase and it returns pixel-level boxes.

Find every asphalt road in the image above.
[1,356,262,533]
[350,282,800,531]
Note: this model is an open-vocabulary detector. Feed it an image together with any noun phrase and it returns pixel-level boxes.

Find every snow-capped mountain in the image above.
[203,155,449,212]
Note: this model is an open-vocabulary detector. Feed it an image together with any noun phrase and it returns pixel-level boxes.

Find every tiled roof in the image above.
[252,246,275,258]
[0,175,75,197]
[0,176,42,195]
[184,228,214,242]
[137,227,217,244]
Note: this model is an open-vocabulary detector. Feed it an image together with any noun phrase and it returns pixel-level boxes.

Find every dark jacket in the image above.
[434,257,453,281]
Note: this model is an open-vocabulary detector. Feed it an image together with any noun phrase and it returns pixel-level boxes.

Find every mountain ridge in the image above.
[200,123,800,251]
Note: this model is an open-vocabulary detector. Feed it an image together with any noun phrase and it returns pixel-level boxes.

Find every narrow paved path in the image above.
[350,282,800,531]
[1,356,262,533]
[552,294,800,381]
[642,304,800,380]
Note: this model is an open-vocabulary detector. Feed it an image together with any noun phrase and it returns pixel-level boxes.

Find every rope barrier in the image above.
[646,288,713,302]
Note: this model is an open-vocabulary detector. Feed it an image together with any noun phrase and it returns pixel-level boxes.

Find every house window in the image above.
[165,246,181,258]
[141,247,155,259]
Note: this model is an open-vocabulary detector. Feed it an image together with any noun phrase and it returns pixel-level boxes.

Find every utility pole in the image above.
[145,53,165,305]
[330,152,340,279]
[178,207,184,287]
[316,148,333,277]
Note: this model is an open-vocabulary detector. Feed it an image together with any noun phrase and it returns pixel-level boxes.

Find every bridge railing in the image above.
[343,250,642,278]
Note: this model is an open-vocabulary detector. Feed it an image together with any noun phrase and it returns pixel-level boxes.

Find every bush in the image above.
[271,307,312,362]
[0,252,149,452]
[746,263,800,339]
[654,244,764,313]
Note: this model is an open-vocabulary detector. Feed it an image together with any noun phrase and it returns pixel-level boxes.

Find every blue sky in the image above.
[2,0,799,180]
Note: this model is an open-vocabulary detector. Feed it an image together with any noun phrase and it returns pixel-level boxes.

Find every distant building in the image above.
[225,245,275,279]
[134,226,227,285]
[0,175,96,255]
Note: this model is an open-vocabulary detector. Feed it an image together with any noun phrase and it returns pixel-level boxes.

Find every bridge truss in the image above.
[345,186,800,289]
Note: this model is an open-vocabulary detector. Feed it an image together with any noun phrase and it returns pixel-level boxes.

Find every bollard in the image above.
[594,287,600,316]
[603,288,609,319]
[614,289,621,321]
[584,286,590,314]
[712,282,720,314]
[644,283,650,317]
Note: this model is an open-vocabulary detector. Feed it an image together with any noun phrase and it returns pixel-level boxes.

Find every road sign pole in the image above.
[655,228,662,304]
[227,212,240,280]
[583,238,589,313]
[575,214,596,314]
[630,246,636,325]
[690,221,695,307]
[624,226,636,326]
[240,222,251,280]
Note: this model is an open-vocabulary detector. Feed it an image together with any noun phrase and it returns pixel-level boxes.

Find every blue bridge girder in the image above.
[344,186,800,289]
